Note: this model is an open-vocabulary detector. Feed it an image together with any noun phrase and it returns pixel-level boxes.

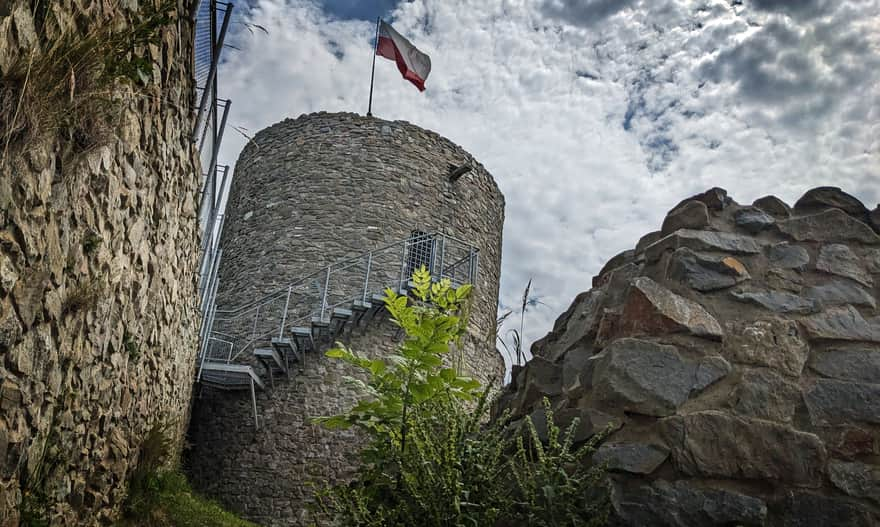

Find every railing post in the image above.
[398,238,408,291]
[321,265,331,322]
[250,377,258,429]
[251,304,260,341]
[438,235,445,281]
[363,252,372,303]
[279,285,292,338]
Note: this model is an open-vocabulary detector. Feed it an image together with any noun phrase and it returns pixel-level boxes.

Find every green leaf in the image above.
[325,348,347,359]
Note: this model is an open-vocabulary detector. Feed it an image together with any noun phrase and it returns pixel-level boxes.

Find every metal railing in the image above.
[197,233,480,376]
[192,0,234,347]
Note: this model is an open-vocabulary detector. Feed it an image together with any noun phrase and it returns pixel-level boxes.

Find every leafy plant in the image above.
[314,269,609,526]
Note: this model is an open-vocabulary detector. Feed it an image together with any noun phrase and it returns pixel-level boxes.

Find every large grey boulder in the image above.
[645,229,762,263]
[594,442,669,474]
[590,338,729,416]
[803,279,877,309]
[671,187,731,211]
[661,411,826,487]
[778,209,880,245]
[734,206,775,234]
[794,186,869,218]
[765,243,810,270]
[660,200,710,235]
[816,243,872,286]
[730,290,819,314]
[615,277,723,340]
[612,479,767,527]
[752,195,792,219]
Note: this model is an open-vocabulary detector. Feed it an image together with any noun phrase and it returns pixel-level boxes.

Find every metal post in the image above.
[203,99,231,196]
[367,17,380,117]
[251,304,260,341]
[279,285,292,338]
[321,266,331,322]
[398,238,409,291]
[438,236,445,280]
[362,252,372,302]
[250,377,258,429]
[193,3,233,140]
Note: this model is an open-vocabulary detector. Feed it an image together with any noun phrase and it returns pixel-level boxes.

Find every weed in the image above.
[61,278,102,316]
[123,331,140,362]
[0,0,177,163]
[82,229,102,254]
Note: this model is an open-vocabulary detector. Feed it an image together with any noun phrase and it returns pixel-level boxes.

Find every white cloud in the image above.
[216,0,880,373]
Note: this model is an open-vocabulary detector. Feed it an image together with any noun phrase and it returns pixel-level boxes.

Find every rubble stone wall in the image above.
[0,2,201,524]
[500,186,880,526]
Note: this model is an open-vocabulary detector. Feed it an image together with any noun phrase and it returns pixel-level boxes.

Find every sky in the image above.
[214,0,880,372]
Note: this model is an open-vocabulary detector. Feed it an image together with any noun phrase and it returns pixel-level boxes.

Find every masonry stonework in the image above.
[498,187,880,526]
[186,112,505,525]
[0,1,202,525]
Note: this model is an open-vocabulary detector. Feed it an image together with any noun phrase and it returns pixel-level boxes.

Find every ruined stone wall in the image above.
[0,2,202,524]
[500,186,880,526]
[186,112,505,525]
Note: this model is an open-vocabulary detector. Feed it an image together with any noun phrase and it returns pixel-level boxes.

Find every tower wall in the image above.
[187,112,505,525]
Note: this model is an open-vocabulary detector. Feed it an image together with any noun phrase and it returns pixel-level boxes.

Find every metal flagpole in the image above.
[367,17,380,117]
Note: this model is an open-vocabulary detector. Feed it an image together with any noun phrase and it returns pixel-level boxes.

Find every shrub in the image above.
[314,268,610,526]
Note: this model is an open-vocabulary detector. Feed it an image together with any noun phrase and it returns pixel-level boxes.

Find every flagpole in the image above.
[367,17,380,117]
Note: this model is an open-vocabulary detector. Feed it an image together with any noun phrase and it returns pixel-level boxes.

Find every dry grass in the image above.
[0,0,176,164]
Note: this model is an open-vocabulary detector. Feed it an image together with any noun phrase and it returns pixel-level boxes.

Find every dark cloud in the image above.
[541,0,639,26]
[699,2,880,129]
[748,0,839,19]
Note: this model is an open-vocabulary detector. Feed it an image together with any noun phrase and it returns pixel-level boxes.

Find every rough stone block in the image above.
[661,200,710,235]
[778,209,880,245]
[590,338,729,416]
[816,243,872,286]
[804,379,880,425]
[723,318,809,377]
[616,277,723,340]
[612,479,767,527]
[666,247,749,292]
[800,305,880,343]
[752,195,792,219]
[661,410,826,487]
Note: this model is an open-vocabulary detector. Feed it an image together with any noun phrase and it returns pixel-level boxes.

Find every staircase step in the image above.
[255,347,287,373]
[200,362,265,391]
[271,337,295,356]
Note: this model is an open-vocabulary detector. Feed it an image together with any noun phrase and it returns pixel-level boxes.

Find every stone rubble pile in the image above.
[497,186,880,526]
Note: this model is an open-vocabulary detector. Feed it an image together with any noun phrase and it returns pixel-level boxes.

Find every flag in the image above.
[376,20,431,92]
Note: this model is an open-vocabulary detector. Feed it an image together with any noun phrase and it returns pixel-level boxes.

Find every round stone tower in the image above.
[187,112,504,526]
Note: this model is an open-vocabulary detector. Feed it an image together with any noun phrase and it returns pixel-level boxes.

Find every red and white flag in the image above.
[376,20,431,92]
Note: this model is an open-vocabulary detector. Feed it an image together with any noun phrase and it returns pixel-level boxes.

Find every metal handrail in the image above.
[199,232,480,369]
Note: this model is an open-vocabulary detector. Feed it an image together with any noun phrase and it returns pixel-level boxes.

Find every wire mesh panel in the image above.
[403,231,436,279]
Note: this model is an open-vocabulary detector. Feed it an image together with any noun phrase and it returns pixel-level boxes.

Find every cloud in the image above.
[540,0,639,26]
[215,0,880,375]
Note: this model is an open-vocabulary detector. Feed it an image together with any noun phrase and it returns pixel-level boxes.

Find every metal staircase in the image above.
[195,232,480,427]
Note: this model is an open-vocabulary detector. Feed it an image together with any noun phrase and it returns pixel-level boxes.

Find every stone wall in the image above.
[0,2,201,525]
[499,187,880,526]
[186,112,505,525]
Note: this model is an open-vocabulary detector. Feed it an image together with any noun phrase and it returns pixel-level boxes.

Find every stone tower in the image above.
[187,112,505,525]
